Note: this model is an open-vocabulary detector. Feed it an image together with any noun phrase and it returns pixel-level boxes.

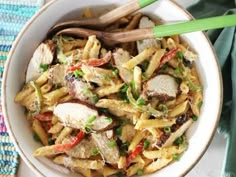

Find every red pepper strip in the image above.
[54,131,85,152]
[66,51,111,72]
[43,121,52,132]
[126,143,143,168]
[159,48,179,67]
[33,112,53,121]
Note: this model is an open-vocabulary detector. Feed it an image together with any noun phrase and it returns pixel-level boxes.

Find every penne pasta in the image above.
[127,163,144,177]
[43,87,68,106]
[102,167,119,177]
[143,145,187,159]
[144,49,165,78]
[133,66,142,94]
[95,84,124,97]
[135,119,176,130]
[14,12,203,177]
[123,47,156,70]
[143,158,172,174]
[191,91,203,117]
[54,155,104,170]
[166,37,177,49]
[55,127,73,144]
[96,99,137,113]
[33,145,62,156]
[49,122,64,134]
[128,131,146,152]
[32,119,48,146]
[168,100,189,117]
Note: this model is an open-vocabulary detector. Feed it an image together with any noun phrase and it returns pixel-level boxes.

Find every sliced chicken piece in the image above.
[92,115,117,132]
[26,40,55,82]
[113,48,133,83]
[105,129,114,139]
[65,136,96,158]
[81,65,119,86]
[54,102,116,131]
[144,74,179,101]
[92,132,120,164]
[119,124,136,143]
[137,16,161,53]
[66,76,95,105]
[48,64,66,86]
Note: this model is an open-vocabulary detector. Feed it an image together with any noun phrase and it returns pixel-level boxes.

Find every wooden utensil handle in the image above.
[99,0,158,26]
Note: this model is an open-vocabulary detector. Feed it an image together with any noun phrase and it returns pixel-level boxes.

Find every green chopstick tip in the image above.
[138,0,157,8]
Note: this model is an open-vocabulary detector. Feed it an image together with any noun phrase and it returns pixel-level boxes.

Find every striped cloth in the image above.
[0,0,44,176]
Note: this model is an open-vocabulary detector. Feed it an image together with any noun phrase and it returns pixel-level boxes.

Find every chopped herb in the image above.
[120,84,129,93]
[192,115,198,121]
[176,51,184,60]
[93,94,99,103]
[116,127,122,136]
[121,142,130,149]
[87,115,96,124]
[121,119,130,126]
[120,142,129,156]
[174,68,181,75]
[91,148,100,155]
[137,169,143,176]
[158,104,168,112]
[130,80,136,91]
[186,77,202,91]
[104,63,113,69]
[174,136,184,145]
[133,92,139,100]
[118,92,129,103]
[98,108,109,114]
[198,101,203,108]
[33,133,40,142]
[39,64,49,72]
[141,60,149,71]
[142,74,148,81]
[172,154,180,161]
[112,68,119,75]
[116,171,125,177]
[85,126,92,134]
[105,117,112,123]
[163,127,171,133]
[54,83,62,89]
[108,140,116,148]
[48,137,54,145]
[175,77,181,84]
[143,139,150,149]
[73,69,84,78]
[138,40,143,44]
[160,63,168,70]
[85,115,96,132]
[136,98,146,105]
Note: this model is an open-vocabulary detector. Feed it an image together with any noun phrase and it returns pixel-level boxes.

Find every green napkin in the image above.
[188,1,236,177]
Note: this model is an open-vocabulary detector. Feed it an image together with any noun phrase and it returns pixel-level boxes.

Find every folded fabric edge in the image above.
[222,172,236,177]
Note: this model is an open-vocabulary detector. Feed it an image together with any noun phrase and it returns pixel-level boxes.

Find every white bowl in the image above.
[2,0,223,176]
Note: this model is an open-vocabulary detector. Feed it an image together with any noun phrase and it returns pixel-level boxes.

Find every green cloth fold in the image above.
[188,2,236,177]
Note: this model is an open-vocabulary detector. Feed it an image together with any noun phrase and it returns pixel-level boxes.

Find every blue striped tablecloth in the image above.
[0,0,43,176]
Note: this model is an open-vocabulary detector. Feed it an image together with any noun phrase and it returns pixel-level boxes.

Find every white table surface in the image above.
[18,0,227,176]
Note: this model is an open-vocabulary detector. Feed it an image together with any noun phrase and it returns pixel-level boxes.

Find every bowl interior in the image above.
[2,0,222,176]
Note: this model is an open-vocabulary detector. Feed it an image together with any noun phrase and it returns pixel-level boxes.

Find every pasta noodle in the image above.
[14,10,203,177]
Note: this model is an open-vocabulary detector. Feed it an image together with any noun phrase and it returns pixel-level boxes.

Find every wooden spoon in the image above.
[57,14,236,46]
[47,0,157,37]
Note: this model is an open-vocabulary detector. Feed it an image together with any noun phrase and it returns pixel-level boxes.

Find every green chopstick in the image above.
[153,14,236,38]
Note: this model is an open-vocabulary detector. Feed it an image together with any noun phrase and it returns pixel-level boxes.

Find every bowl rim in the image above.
[2,0,223,176]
